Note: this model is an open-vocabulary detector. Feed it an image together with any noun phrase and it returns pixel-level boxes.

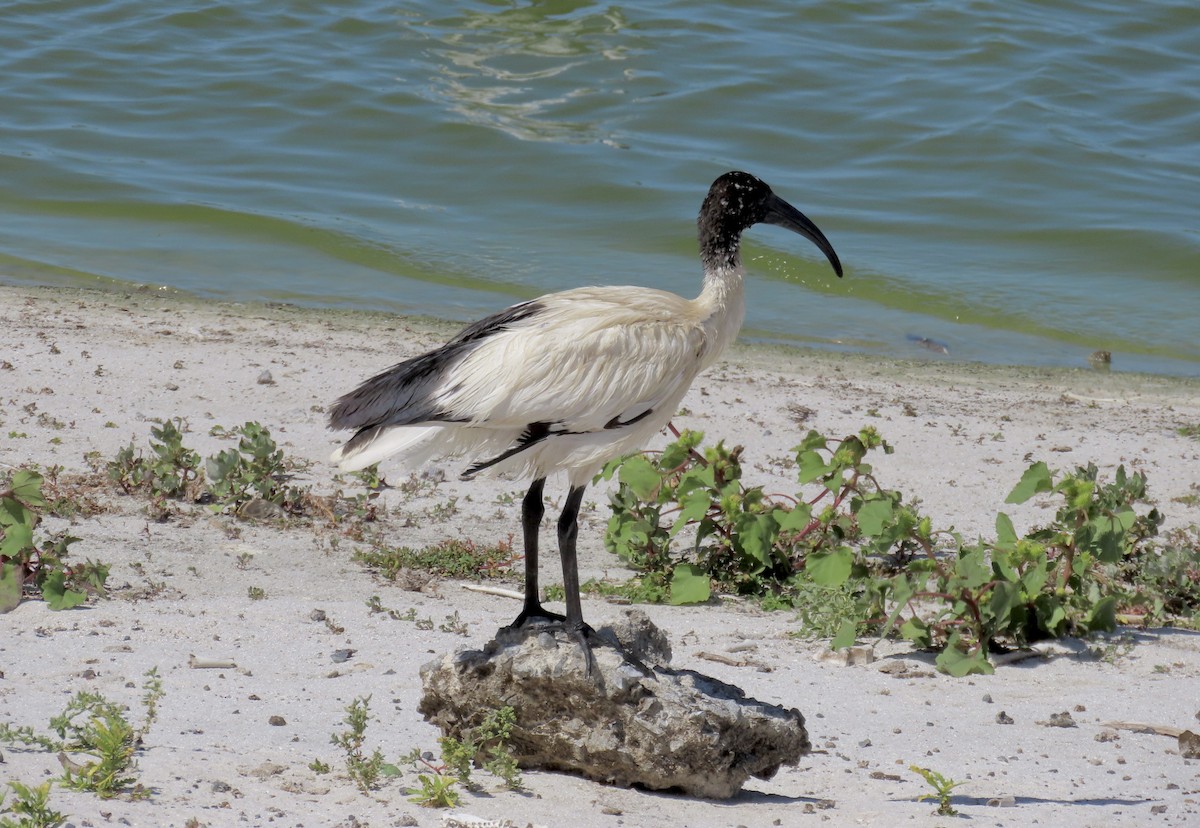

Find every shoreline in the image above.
[9,278,1200,382]
[2,282,1199,827]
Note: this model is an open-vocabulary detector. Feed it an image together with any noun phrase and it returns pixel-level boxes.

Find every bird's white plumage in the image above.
[331,274,745,487]
[329,424,444,472]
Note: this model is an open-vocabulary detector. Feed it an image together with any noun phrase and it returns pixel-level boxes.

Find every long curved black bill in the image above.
[762,193,843,278]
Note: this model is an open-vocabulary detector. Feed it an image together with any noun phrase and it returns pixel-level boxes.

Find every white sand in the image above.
[1,284,1199,827]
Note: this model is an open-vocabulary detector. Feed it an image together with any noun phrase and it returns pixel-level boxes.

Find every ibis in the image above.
[329,171,842,639]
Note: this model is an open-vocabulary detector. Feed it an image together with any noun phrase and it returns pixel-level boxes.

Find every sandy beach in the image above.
[2,283,1199,828]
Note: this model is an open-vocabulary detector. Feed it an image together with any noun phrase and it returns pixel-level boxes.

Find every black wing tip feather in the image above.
[461,421,553,480]
[340,424,381,456]
[329,300,545,434]
[449,300,544,346]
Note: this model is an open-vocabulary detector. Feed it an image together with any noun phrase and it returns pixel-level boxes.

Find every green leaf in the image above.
[807,548,853,586]
[935,643,994,676]
[0,561,22,613]
[794,430,827,453]
[830,619,858,650]
[775,503,813,532]
[987,580,1018,631]
[734,512,778,570]
[0,522,34,558]
[618,455,663,501]
[1006,461,1053,504]
[953,548,991,588]
[596,456,626,482]
[1034,594,1067,636]
[10,470,47,508]
[855,499,893,535]
[898,615,931,647]
[796,451,830,485]
[41,569,87,610]
[0,495,32,528]
[1087,509,1136,563]
[1086,595,1119,632]
[990,548,1019,582]
[995,512,1017,548]
[659,429,704,469]
[668,564,711,605]
[670,490,712,536]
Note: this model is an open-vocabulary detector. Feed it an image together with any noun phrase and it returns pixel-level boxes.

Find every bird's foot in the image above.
[568,621,601,677]
[504,608,601,675]
[506,602,567,629]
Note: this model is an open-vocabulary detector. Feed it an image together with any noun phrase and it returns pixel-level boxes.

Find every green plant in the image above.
[438,611,468,635]
[476,706,522,789]
[331,696,399,793]
[1118,528,1200,626]
[1,470,108,611]
[883,462,1161,676]
[600,426,912,606]
[365,595,419,621]
[406,770,462,808]
[205,421,304,510]
[107,419,201,499]
[59,707,139,798]
[110,420,313,513]
[604,428,1189,676]
[545,575,670,605]
[347,464,386,490]
[910,764,966,816]
[0,670,162,800]
[0,780,67,828]
[139,668,165,736]
[406,706,522,806]
[353,537,517,581]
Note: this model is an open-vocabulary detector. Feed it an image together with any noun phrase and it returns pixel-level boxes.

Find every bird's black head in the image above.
[698,171,843,277]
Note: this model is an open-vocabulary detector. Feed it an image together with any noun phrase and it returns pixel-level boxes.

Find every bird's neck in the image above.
[695,261,747,367]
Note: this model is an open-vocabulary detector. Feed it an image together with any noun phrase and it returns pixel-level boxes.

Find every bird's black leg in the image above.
[508,477,565,627]
[557,484,589,633]
[557,484,601,673]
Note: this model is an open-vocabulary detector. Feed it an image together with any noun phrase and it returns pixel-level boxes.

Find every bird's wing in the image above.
[437,287,708,435]
[327,300,545,432]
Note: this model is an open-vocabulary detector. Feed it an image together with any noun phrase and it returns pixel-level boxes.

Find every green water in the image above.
[1,0,1197,375]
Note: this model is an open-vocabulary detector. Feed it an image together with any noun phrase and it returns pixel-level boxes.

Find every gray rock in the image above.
[418,610,809,798]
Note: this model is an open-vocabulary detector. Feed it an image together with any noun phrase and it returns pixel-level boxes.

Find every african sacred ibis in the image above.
[329,171,842,637]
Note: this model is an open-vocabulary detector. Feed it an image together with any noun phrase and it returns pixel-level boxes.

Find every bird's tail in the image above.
[330,424,444,472]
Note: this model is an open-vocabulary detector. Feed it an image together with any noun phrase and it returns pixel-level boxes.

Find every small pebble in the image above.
[330,648,355,663]
[1044,711,1077,728]
[257,369,275,385]
[268,715,287,726]
[996,711,1015,725]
